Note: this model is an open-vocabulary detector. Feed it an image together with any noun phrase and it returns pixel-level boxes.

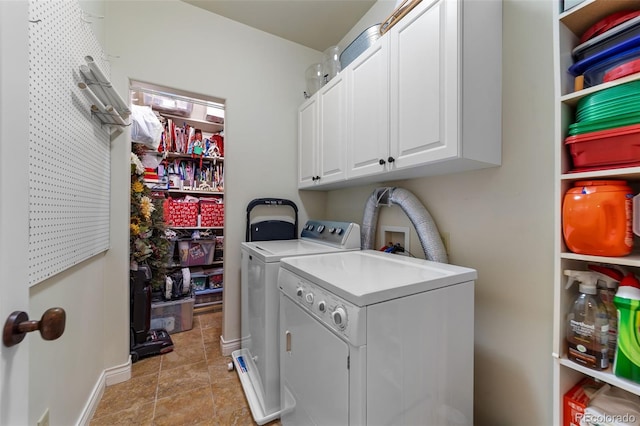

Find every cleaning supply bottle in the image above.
[613,273,640,383]
[588,265,623,361]
[565,270,610,370]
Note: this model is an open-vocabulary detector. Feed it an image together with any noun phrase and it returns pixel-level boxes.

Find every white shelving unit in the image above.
[553,1,640,423]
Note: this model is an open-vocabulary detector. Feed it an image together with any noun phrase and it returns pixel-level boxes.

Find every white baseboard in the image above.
[105,357,132,386]
[76,357,132,425]
[220,334,240,356]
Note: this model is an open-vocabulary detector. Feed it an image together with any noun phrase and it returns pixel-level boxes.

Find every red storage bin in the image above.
[165,198,199,227]
[200,198,224,227]
[565,124,640,171]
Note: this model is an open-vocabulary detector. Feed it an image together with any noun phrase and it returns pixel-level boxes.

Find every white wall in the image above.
[104,0,327,351]
[27,1,129,425]
[325,1,555,425]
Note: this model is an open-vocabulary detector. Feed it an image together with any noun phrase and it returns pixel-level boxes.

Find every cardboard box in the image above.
[150,296,194,334]
[563,377,605,426]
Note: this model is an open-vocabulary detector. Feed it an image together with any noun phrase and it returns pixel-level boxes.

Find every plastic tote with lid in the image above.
[562,180,634,257]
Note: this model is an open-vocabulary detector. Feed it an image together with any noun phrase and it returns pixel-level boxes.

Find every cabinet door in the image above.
[389,0,459,169]
[298,96,318,188]
[318,72,347,184]
[347,36,390,179]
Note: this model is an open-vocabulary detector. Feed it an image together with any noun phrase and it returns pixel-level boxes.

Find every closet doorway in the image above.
[129,80,226,326]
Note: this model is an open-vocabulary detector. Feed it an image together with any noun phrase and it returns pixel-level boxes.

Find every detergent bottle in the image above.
[565,270,610,370]
[613,273,640,383]
[588,265,623,361]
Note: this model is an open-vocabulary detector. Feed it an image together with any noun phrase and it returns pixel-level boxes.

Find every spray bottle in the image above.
[588,265,623,361]
[613,272,640,383]
[565,270,610,370]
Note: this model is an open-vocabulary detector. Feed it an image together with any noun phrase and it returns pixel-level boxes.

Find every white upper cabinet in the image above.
[299,0,502,190]
[347,36,390,179]
[298,73,348,189]
[298,95,318,188]
[388,0,457,170]
[318,72,348,184]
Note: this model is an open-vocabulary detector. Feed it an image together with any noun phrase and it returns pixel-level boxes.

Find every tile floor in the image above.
[90,308,281,426]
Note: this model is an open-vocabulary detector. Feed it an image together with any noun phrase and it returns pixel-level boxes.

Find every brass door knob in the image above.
[3,307,66,347]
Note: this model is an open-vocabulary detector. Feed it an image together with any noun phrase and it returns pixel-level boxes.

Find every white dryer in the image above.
[278,250,477,426]
[232,220,360,425]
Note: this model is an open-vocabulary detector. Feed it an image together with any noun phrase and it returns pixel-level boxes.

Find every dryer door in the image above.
[280,294,350,425]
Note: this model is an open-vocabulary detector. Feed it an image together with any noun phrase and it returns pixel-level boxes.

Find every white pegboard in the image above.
[28,0,110,286]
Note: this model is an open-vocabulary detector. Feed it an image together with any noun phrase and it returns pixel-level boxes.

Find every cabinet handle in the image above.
[286,330,292,353]
[315,176,321,181]
[379,159,386,165]
[311,176,317,181]
[388,156,395,163]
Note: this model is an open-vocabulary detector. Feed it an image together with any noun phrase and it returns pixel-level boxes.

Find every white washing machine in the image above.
[232,220,360,425]
[278,250,477,426]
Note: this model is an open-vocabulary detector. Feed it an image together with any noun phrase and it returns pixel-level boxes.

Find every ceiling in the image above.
[181,0,377,52]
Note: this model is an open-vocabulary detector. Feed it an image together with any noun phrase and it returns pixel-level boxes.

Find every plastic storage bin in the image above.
[572,14,640,61]
[150,296,195,334]
[565,123,640,171]
[208,268,223,289]
[178,239,216,266]
[582,46,640,87]
[191,273,208,291]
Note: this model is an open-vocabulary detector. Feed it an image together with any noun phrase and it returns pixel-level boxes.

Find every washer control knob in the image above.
[318,301,326,312]
[317,225,325,233]
[305,293,314,304]
[331,307,347,328]
[296,287,303,297]
[335,228,343,235]
[328,227,336,234]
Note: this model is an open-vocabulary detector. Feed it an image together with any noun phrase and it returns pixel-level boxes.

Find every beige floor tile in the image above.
[91,373,158,419]
[90,309,273,426]
[130,356,161,379]
[89,401,154,425]
[154,386,215,426]
[161,341,207,371]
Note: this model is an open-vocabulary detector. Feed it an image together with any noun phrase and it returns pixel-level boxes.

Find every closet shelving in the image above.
[553,0,640,422]
[132,83,225,311]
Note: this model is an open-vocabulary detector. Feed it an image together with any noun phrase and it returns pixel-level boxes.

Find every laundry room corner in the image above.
[323,0,555,425]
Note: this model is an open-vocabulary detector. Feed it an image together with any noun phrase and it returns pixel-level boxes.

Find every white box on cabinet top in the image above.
[298,0,502,190]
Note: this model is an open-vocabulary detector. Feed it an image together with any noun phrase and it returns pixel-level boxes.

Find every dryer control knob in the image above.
[318,301,326,312]
[296,287,303,297]
[305,293,314,304]
[331,307,347,328]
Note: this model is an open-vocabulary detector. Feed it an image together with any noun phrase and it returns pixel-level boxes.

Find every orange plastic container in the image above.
[563,180,634,256]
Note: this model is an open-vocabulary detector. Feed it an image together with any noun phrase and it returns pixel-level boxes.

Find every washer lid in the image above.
[280,250,477,306]
[241,239,349,263]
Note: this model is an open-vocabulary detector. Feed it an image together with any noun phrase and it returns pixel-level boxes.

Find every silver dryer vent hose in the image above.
[361,187,448,264]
